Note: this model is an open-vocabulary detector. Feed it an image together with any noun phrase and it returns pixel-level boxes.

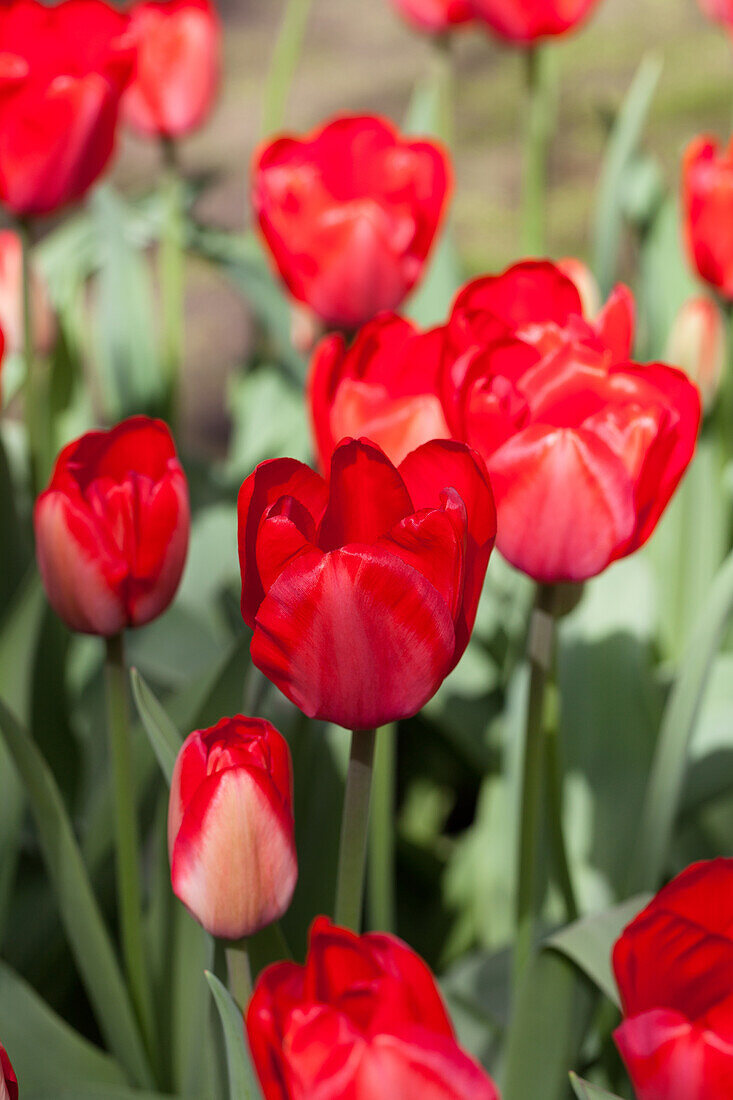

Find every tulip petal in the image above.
[318,439,414,550]
[380,498,464,622]
[595,283,635,362]
[360,1028,500,1100]
[615,1010,733,1100]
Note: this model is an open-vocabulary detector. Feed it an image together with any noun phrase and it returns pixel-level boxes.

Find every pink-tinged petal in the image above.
[251,545,456,729]
[318,438,414,550]
[488,425,636,583]
[238,458,329,628]
[595,283,635,362]
[615,1010,733,1100]
[280,1005,365,1100]
[359,1027,499,1100]
[330,381,451,468]
[380,496,464,622]
[170,765,297,940]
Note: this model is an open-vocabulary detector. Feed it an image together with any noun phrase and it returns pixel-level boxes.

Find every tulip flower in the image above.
[252,115,452,331]
[466,0,602,43]
[246,916,500,1100]
[123,0,221,140]
[0,0,134,217]
[442,260,700,583]
[683,135,733,300]
[390,0,474,34]
[0,230,55,356]
[34,416,190,636]
[667,296,726,412]
[613,859,733,1100]
[0,1044,17,1100]
[168,716,297,940]
[237,437,495,730]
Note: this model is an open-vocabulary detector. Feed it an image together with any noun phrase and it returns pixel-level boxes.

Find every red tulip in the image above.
[168,716,297,940]
[246,916,500,1100]
[123,0,221,139]
[667,296,726,412]
[683,135,733,300]
[613,859,733,1100]
[698,0,733,27]
[308,314,451,470]
[0,0,134,217]
[443,260,700,583]
[237,437,495,729]
[390,0,474,34]
[34,416,190,636]
[466,0,602,43]
[252,115,452,330]
[0,1044,17,1100]
[0,230,55,356]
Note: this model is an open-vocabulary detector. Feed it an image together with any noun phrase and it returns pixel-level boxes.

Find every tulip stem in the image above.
[368,723,397,933]
[544,714,579,923]
[19,220,43,495]
[105,634,156,1061]
[226,940,253,1011]
[160,138,185,426]
[261,0,314,135]
[513,585,557,993]
[335,728,377,932]
[521,46,555,256]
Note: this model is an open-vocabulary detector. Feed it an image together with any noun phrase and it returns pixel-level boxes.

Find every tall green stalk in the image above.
[368,723,396,933]
[262,0,314,136]
[159,139,185,425]
[20,220,42,495]
[521,46,555,256]
[334,728,377,932]
[226,940,253,1011]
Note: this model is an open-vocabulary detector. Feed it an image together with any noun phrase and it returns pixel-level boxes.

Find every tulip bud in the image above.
[34,416,190,636]
[390,0,474,35]
[168,716,297,940]
[0,230,56,356]
[466,0,602,43]
[557,257,601,319]
[0,1043,18,1100]
[667,296,725,411]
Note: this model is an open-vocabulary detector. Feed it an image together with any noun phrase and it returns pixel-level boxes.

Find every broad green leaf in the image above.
[0,699,153,1087]
[0,962,125,1091]
[225,368,311,482]
[171,907,216,1097]
[570,1075,624,1100]
[637,196,699,361]
[628,545,733,893]
[205,971,259,1100]
[131,668,181,784]
[547,895,651,1007]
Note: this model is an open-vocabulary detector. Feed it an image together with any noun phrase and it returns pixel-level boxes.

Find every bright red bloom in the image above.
[309,315,451,471]
[0,0,133,217]
[683,135,733,300]
[390,0,474,34]
[613,859,733,1100]
[0,1043,17,1100]
[246,916,500,1100]
[466,0,601,42]
[252,115,452,330]
[443,260,700,583]
[237,437,495,729]
[169,716,297,940]
[35,416,190,636]
[122,0,220,139]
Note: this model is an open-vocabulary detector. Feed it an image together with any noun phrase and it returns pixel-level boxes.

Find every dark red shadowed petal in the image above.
[305,918,382,1003]
[380,494,465,622]
[364,931,455,1037]
[256,496,321,594]
[308,331,349,473]
[318,438,414,551]
[247,960,308,1100]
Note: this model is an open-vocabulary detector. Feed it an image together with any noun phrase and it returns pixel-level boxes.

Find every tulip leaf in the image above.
[205,971,259,1100]
[26,1089,184,1100]
[570,1074,624,1100]
[546,895,651,1007]
[130,667,182,785]
[0,698,154,1088]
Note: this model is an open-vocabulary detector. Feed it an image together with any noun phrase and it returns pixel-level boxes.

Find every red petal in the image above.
[451,260,582,335]
[595,283,635,362]
[380,495,464,622]
[358,1028,500,1100]
[615,1010,733,1100]
[318,438,414,550]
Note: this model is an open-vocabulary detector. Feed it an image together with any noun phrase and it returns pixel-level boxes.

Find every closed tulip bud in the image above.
[667,296,725,411]
[466,0,602,44]
[123,0,221,140]
[613,859,733,1100]
[0,1043,18,1100]
[34,416,190,636]
[0,230,55,356]
[247,917,500,1100]
[390,0,474,35]
[168,716,297,940]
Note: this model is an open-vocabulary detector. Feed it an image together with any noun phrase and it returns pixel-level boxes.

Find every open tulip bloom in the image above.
[238,437,496,730]
[466,0,602,43]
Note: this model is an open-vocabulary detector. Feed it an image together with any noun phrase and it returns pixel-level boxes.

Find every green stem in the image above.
[431,35,454,145]
[19,221,41,494]
[262,0,314,135]
[226,939,253,1011]
[544,717,579,923]
[334,728,377,932]
[521,46,554,256]
[105,634,155,1059]
[159,138,185,425]
[513,585,557,991]
[368,723,396,933]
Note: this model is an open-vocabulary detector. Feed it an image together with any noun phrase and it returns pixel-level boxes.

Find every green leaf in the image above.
[628,544,733,893]
[130,667,182,784]
[570,1074,624,1100]
[0,961,125,1091]
[225,368,311,483]
[205,971,259,1100]
[171,907,217,1097]
[26,1089,182,1100]
[0,699,153,1088]
[547,895,651,1007]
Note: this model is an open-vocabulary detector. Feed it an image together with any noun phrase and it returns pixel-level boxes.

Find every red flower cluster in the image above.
[246,917,500,1100]
[252,115,451,331]
[309,260,700,584]
[238,437,496,729]
[613,860,733,1100]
